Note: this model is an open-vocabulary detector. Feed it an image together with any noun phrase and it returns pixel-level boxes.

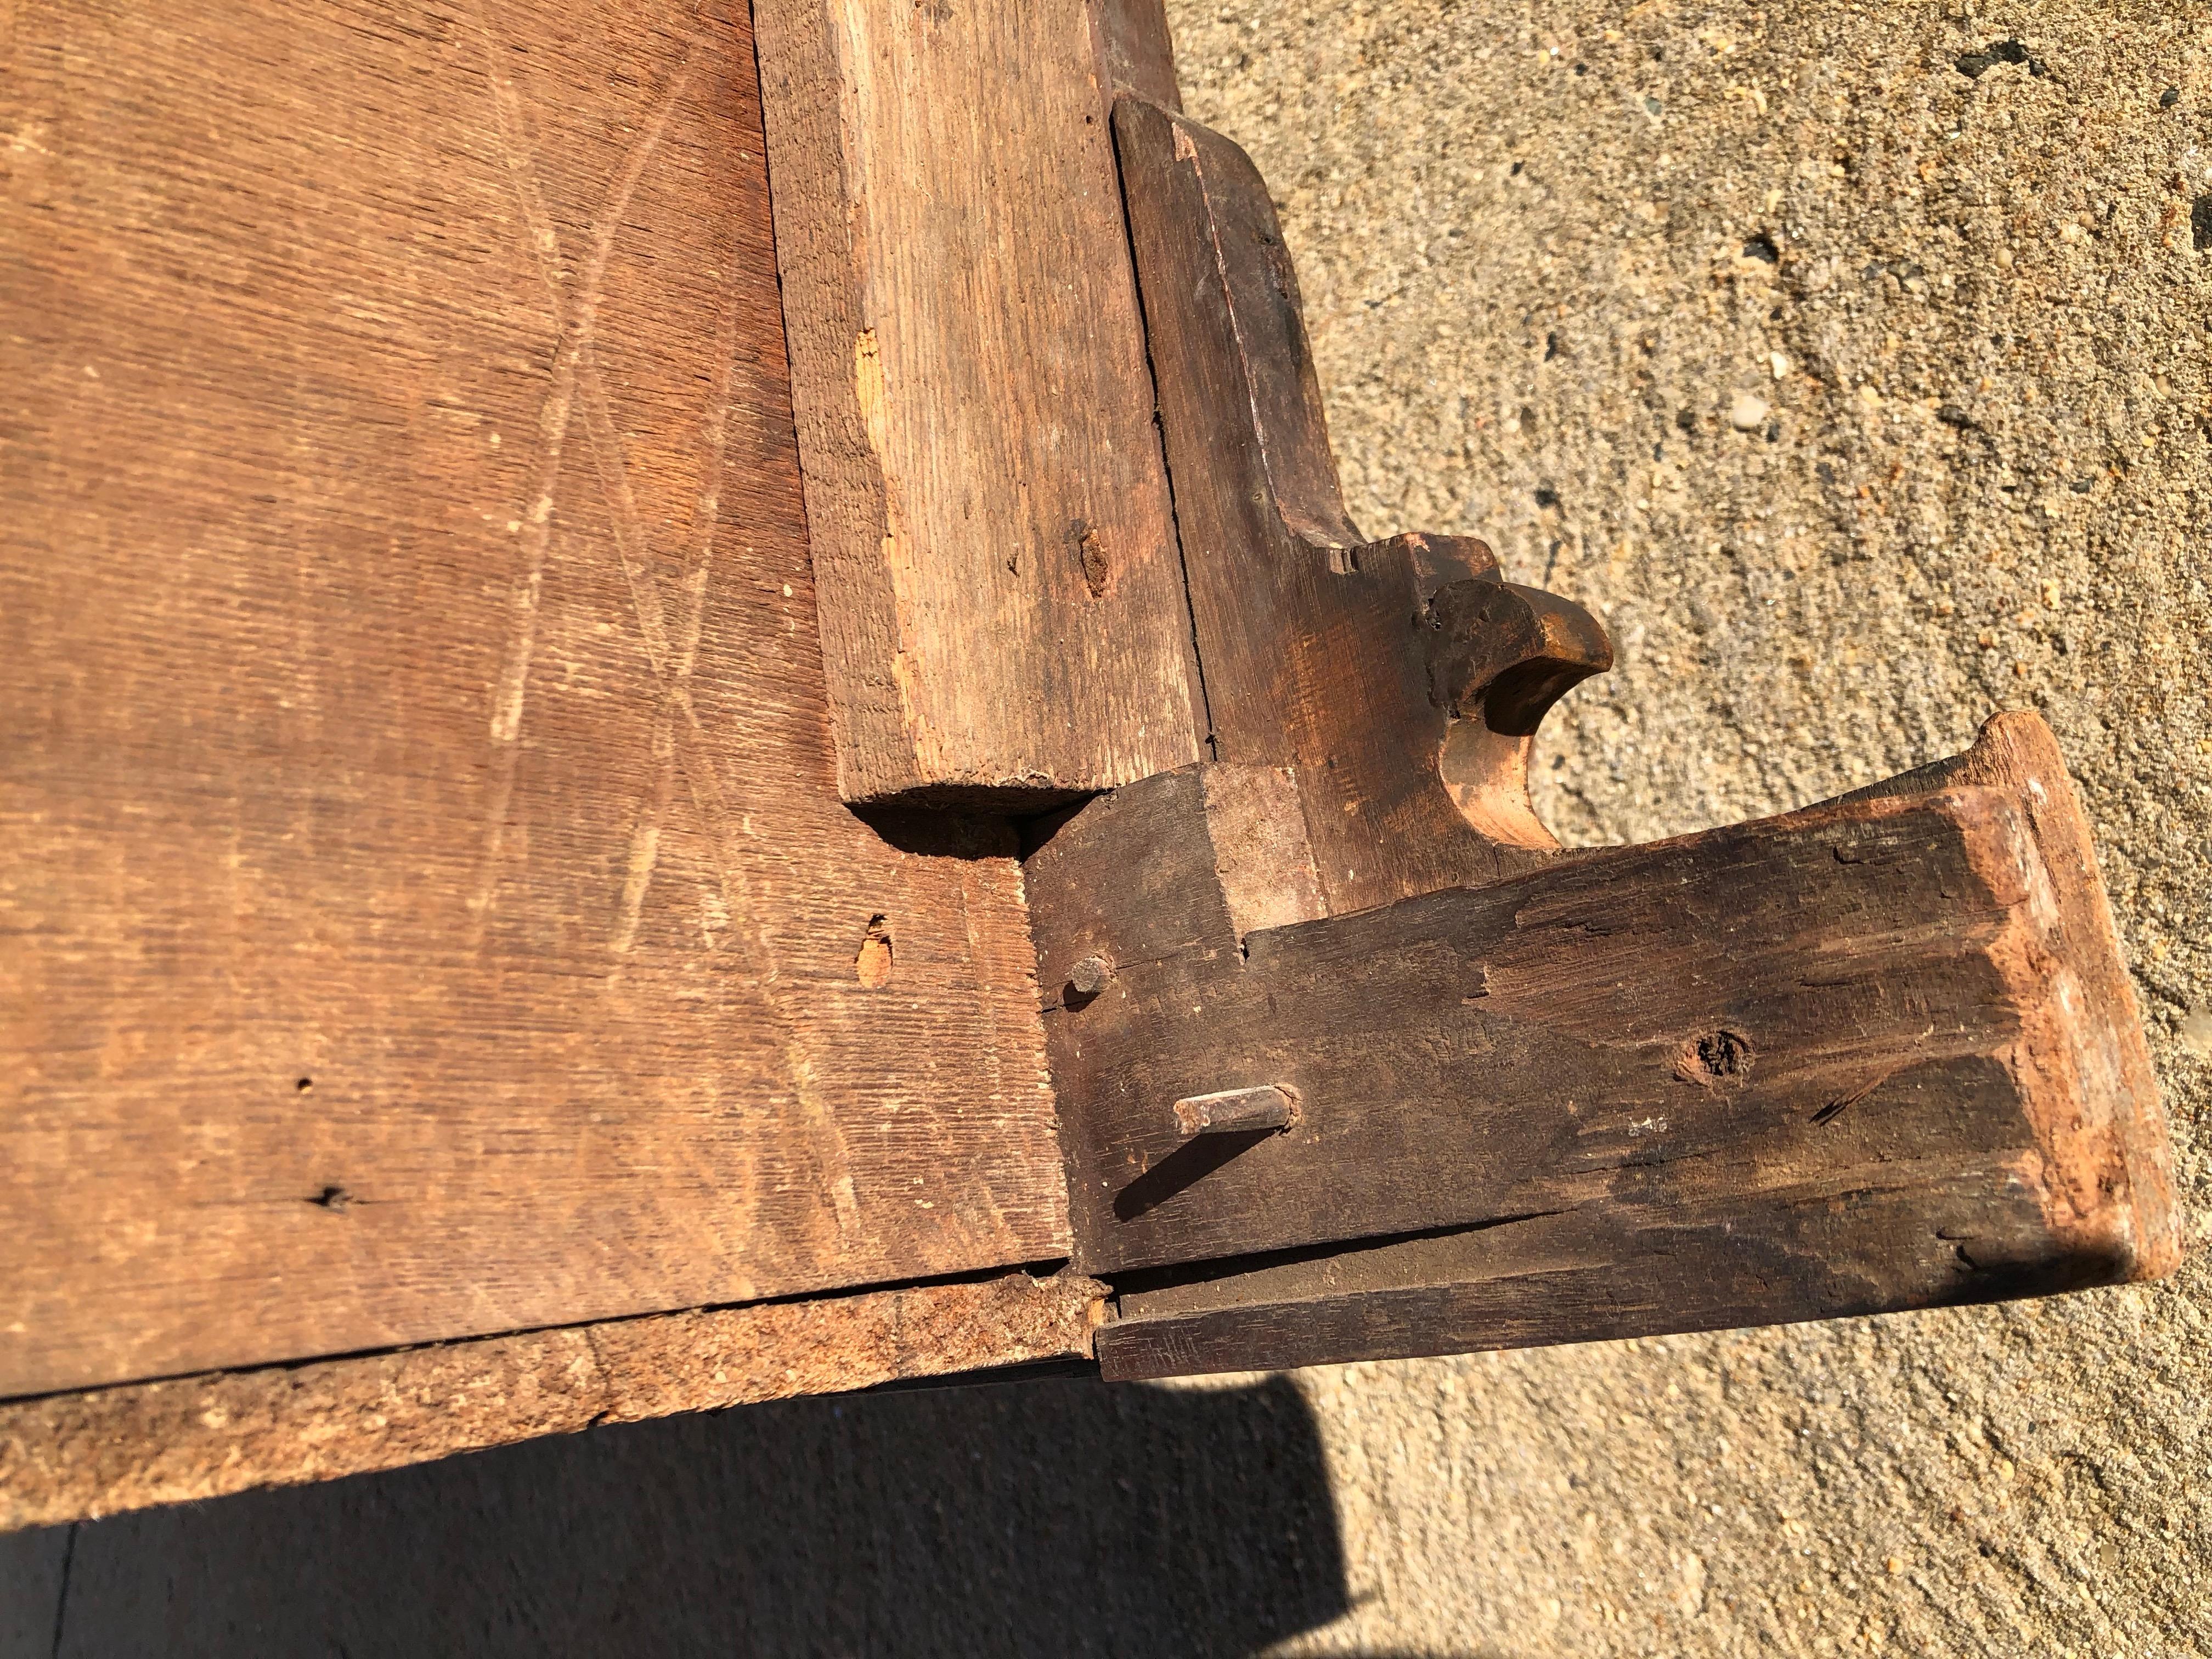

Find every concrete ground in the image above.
[3,2,2207,1654]
[1166,0,2212,1651]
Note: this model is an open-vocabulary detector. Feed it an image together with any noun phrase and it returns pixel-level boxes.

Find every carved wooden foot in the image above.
[1015,40,2180,1378]
[1030,716,2177,1379]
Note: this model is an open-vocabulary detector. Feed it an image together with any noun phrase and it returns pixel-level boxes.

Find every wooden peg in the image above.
[1172,1086,1296,1139]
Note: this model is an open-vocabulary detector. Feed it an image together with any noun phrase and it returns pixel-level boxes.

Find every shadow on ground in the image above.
[0,1372,1479,1658]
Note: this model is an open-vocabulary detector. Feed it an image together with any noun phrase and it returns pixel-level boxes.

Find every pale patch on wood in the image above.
[754,0,1205,800]
[855,915,894,988]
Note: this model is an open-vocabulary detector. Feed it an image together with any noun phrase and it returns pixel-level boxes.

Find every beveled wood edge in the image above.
[1837,710,2182,1278]
[0,1269,1105,1533]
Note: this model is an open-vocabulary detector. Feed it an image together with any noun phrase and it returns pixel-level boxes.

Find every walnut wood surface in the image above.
[1026,716,2179,1376]
[1094,0,1183,110]
[0,1271,1105,1532]
[1022,11,2177,1378]
[752,0,1206,806]
[0,0,1069,1398]
[1098,1160,2101,1380]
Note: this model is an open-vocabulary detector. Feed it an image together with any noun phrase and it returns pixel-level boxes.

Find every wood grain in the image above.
[1095,0,1183,109]
[1024,718,2179,1373]
[0,1271,1105,1531]
[1111,93,1610,913]
[1097,1162,2111,1380]
[753,0,1206,806]
[0,0,1068,1398]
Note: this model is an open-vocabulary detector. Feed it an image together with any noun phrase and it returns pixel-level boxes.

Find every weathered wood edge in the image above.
[1092,1161,2155,1381]
[1835,709,2181,1274]
[1094,0,1182,109]
[0,1271,1105,1533]
[1109,90,1606,913]
[751,0,1204,805]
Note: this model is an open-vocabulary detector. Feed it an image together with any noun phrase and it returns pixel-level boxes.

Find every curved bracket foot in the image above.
[1113,91,1611,908]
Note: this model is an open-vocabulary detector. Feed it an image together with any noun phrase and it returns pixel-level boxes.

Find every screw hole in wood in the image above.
[1675,1029,1753,1086]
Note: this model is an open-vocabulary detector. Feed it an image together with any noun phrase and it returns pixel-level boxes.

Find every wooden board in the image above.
[0,1270,1104,1532]
[0,0,1069,1398]
[753,0,1207,805]
[1111,93,1613,913]
[1096,0,1183,110]
[1097,1161,2121,1379]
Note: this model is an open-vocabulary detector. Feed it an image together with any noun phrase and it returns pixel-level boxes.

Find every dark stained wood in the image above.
[1032,719,2172,1272]
[1025,718,2180,1374]
[1094,0,1183,109]
[0,0,1069,1399]
[752,0,1206,806]
[1111,93,1613,913]
[1099,1162,2097,1380]
[1015,42,2179,1376]
[0,1270,1105,1531]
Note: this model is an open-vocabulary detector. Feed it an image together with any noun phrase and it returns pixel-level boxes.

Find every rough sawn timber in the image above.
[0,1272,1105,1532]
[753,0,1206,805]
[0,0,1068,1398]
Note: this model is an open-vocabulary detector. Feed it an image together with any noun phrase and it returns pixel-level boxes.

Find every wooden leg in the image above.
[1015,43,2184,1378]
[1027,715,2179,1378]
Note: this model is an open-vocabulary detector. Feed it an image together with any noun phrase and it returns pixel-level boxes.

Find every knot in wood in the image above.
[1675,1029,1754,1086]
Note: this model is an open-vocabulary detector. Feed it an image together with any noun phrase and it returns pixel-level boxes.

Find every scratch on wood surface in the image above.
[625,222,862,1239]
[628,278,863,1240]
[587,356,677,958]
[602,295,723,956]
[853,328,888,453]
[608,798,667,956]
[459,9,861,1243]
[465,0,696,927]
